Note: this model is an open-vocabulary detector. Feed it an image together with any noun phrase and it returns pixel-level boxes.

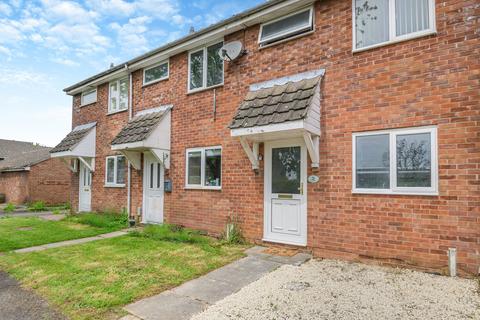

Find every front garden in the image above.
[0,224,247,319]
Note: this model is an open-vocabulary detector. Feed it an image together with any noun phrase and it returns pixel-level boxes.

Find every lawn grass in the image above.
[0,225,247,320]
[0,213,127,252]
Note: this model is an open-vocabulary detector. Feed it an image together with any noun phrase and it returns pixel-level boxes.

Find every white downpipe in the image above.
[126,66,133,216]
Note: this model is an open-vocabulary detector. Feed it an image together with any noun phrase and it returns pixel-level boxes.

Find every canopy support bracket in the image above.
[78,156,95,172]
[303,132,319,168]
[151,149,170,170]
[240,137,259,170]
[121,151,142,170]
[60,158,77,173]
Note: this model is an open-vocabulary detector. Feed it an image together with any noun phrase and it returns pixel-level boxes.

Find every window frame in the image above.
[185,146,222,190]
[80,88,97,107]
[352,126,438,195]
[143,60,169,86]
[105,155,126,187]
[352,0,436,52]
[258,6,314,47]
[187,40,224,93]
[108,77,129,114]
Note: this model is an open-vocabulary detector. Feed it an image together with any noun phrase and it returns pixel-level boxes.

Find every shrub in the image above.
[28,201,46,212]
[222,212,245,245]
[3,203,15,213]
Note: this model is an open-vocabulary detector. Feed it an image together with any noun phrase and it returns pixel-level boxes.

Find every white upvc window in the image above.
[143,60,169,85]
[258,7,314,47]
[108,77,129,114]
[352,126,438,195]
[185,146,222,189]
[353,0,436,52]
[188,41,224,92]
[81,88,97,106]
[105,155,126,187]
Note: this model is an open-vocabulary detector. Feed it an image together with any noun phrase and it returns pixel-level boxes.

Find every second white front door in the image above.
[264,139,307,246]
[79,161,92,212]
[143,152,164,224]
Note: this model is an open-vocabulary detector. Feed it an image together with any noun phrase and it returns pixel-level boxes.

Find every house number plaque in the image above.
[307,175,319,184]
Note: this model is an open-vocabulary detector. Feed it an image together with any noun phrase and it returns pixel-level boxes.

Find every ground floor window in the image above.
[352,126,437,195]
[105,155,126,187]
[185,146,221,189]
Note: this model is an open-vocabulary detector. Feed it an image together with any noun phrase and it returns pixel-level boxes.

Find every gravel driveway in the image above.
[192,259,480,320]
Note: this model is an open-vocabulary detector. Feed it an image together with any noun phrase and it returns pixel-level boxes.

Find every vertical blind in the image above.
[396,0,430,36]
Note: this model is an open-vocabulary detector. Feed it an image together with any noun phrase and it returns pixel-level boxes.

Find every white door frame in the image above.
[142,151,164,224]
[78,161,92,212]
[263,138,307,246]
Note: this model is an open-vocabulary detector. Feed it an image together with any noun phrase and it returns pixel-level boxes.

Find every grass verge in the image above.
[0,225,247,319]
[0,213,127,252]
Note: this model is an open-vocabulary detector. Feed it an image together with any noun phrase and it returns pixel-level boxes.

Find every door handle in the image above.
[299,182,304,195]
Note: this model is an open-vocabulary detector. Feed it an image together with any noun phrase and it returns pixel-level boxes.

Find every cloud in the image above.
[85,0,135,17]
[40,0,99,23]
[0,45,12,56]
[110,16,152,55]
[52,57,79,66]
[0,20,25,44]
[0,3,13,16]
[0,67,47,85]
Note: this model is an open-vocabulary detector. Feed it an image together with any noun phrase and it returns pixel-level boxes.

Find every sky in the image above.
[0,0,263,147]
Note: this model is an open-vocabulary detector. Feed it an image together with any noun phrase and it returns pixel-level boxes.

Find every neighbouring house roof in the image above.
[111,110,168,145]
[229,76,321,129]
[50,123,96,154]
[0,139,51,172]
[64,0,312,94]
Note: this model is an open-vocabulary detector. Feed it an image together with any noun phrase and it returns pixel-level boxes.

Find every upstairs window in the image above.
[108,77,128,114]
[143,60,169,85]
[188,41,224,92]
[186,146,222,189]
[81,88,97,106]
[105,155,126,187]
[353,126,438,195]
[354,0,435,51]
[259,7,314,47]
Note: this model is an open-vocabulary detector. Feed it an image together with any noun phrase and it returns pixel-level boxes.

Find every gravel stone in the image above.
[191,259,480,320]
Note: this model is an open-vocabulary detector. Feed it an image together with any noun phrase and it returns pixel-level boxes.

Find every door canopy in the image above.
[50,122,96,172]
[111,106,171,170]
[230,69,324,169]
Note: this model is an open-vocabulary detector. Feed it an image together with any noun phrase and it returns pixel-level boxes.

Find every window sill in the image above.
[352,189,438,196]
[105,184,126,188]
[352,30,437,54]
[187,83,223,95]
[184,186,222,191]
[80,102,96,108]
[107,109,128,116]
[142,77,169,88]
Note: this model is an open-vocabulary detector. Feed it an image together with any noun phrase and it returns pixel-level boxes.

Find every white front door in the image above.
[264,139,307,246]
[78,161,92,212]
[143,152,164,224]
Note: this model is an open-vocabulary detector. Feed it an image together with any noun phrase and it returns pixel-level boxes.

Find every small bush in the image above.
[222,212,245,245]
[131,224,211,246]
[28,201,46,212]
[3,203,15,213]
[67,212,128,229]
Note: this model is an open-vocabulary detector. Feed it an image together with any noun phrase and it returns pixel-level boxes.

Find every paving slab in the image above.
[123,246,312,320]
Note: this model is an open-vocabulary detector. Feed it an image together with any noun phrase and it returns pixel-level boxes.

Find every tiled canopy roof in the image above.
[50,123,95,154]
[229,76,321,129]
[0,139,51,171]
[111,110,167,145]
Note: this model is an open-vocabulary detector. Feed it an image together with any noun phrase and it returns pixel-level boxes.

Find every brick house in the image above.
[0,139,71,204]
[51,0,479,275]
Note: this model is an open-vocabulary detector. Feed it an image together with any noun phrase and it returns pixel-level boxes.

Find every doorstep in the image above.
[122,246,311,320]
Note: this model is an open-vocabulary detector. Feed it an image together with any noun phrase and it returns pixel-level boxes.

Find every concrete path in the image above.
[0,210,65,219]
[0,271,65,320]
[123,246,311,320]
[14,230,128,253]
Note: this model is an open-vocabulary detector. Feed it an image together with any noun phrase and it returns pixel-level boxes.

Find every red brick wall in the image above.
[69,0,479,274]
[0,171,29,204]
[29,158,71,205]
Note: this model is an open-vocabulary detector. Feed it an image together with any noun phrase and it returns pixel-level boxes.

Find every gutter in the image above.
[63,0,313,95]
